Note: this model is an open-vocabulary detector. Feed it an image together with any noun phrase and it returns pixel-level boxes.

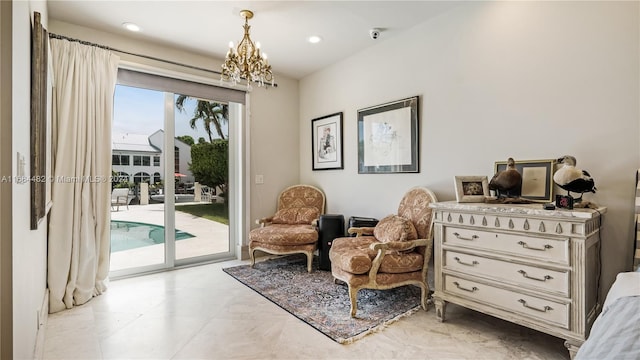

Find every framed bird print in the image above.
[494,159,556,202]
[454,176,489,203]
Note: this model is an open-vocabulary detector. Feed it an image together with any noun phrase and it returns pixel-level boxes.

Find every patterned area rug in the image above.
[222,254,422,344]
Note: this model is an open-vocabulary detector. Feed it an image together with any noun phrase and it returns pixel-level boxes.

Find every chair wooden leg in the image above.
[306,252,313,273]
[419,283,429,311]
[348,286,359,317]
[249,248,256,268]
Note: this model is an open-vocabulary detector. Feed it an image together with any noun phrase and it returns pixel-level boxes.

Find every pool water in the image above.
[110,220,195,252]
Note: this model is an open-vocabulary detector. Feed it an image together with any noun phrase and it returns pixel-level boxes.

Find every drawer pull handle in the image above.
[518,299,553,313]
[518,270,553,282]
[453,232,479,241]
[517,241,553,251]
[454,257,479,266]
[453,281,479,293]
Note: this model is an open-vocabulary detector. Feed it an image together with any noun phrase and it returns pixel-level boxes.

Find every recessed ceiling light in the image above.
[307,35,322,44]
[122,22,141,32]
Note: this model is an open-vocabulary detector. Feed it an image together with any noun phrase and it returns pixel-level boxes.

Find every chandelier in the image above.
[221,9,274,89]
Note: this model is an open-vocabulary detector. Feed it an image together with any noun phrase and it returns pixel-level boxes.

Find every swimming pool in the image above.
[110,220,195,252]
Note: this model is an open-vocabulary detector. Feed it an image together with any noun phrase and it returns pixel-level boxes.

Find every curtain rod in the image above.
[48,33,279,88]
[49,33,224,76]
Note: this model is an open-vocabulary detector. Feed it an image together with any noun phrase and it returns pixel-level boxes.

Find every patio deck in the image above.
[109,202,229,271]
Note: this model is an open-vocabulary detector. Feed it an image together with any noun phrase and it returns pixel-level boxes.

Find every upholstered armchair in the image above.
[329,187,437,317]
[249,185,325,272]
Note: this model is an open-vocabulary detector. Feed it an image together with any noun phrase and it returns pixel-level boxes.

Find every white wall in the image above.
[300,1,639,299]
[12,1,49,358]
[247,79,300,228]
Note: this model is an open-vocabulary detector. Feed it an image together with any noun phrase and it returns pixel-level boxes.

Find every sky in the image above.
[113,85,228,141]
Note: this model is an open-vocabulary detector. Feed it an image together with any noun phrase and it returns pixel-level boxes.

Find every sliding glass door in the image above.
[110,85,167,272]
[109,74,241,277]
[173,93,230,262]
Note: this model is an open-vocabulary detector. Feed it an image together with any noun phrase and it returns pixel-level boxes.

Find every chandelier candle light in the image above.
[221,9,274,89]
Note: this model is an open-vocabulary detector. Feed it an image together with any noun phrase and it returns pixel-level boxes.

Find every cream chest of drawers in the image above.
[430,201,604,359]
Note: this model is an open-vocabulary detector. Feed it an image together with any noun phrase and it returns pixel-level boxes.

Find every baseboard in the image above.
[239,244,250,260]
[33,289,49,360]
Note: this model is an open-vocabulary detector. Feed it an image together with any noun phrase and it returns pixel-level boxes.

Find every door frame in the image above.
[109,62,246,278]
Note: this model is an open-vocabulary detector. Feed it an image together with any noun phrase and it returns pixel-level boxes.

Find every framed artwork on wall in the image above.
[30,11,48,230]
[312,112,343,170]
[493,159,556,202]
[357,96,419,174]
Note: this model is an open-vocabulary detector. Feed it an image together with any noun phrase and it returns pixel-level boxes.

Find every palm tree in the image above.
[175,95,228,141]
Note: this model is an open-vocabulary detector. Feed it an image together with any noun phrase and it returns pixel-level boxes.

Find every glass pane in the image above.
[110,84,166,272]
[173,94,230,261]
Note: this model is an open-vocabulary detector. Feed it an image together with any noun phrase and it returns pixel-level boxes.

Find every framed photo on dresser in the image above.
[494,159,556,202]
[454,176,489,203]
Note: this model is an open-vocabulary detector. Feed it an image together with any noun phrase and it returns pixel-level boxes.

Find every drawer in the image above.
[443,274,570,329]
[438,211,587,237]
[444,250,570,296]
[443,227,569,264]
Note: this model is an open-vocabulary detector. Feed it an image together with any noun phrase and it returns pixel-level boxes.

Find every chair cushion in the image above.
[373,215,418,243]
[330,236,424,274]
[329,236,377,274]
[379,251,423,273]
[249,224,318,245]
[272,207,320,225]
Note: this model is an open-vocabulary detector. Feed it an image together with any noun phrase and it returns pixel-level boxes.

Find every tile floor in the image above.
[43,258,571,360]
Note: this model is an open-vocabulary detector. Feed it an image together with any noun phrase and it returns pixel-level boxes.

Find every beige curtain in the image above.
[48,38,119,313]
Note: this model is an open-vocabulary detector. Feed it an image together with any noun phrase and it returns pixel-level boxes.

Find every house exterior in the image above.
[148,130,194,185]
[112,130,194,185]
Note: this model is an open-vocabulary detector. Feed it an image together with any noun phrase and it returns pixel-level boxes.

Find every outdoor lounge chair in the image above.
[111,188,130,211]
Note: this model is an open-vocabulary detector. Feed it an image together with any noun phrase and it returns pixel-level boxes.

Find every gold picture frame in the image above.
[454,176,489,203]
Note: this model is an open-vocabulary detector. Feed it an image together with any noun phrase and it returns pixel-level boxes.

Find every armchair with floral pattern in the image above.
[329,187,437,317]
[249,184,325,272]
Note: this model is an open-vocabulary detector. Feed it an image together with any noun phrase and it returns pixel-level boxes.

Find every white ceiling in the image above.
[47,1,461,79]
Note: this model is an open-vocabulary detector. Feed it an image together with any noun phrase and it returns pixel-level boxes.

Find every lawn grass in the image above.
[175,203,229,225]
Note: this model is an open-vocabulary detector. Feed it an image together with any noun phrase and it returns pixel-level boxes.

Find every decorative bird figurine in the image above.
[489,157,522,198]
[553,155,596,202]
